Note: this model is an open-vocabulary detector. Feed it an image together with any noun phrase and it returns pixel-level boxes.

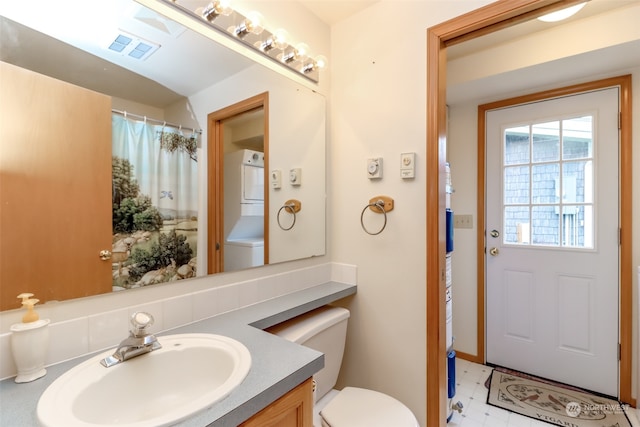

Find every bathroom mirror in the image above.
[0,0,326,311]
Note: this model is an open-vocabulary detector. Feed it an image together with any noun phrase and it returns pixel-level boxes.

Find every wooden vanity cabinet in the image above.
[240,377,313,427]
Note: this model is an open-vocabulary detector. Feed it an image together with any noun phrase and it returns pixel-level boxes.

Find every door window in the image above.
[502,115,594,248]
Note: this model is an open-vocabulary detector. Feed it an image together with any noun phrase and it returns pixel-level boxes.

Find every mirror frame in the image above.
[426,1,633,425]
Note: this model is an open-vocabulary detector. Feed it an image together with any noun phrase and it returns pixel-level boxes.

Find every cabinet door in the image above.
[240,378,313,427]
[0,61,112,310]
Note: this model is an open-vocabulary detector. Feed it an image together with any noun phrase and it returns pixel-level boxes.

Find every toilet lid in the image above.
[320,387,419,427]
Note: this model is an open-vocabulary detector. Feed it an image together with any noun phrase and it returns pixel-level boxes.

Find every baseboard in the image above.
[452,350,483,365]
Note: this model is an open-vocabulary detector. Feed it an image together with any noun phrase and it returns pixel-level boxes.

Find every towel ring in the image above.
[360,196,394,235]
[277,199,302,231]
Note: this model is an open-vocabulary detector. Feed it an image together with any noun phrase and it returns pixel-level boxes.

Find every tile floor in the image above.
[447,358,640,427]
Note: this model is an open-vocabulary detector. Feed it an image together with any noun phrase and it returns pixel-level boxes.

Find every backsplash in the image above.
[0,262,357,380]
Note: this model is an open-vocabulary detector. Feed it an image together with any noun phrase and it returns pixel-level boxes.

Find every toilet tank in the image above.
[266,306,350,401]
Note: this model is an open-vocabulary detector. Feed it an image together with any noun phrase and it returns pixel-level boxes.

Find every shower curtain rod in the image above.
[112,109,202,135]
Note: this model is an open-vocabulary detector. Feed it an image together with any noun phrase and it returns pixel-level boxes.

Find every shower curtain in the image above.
[111,114,198,289]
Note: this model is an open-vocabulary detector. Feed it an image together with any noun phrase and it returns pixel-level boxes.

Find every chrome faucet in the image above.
[100,312,162,367]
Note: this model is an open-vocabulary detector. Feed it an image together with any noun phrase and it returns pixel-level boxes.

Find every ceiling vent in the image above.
[107,31,160,60]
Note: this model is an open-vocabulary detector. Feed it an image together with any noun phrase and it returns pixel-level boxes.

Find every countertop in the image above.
[0,281,356,427]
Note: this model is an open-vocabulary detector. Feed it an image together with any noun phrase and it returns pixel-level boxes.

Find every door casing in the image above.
[207,92,269,274]
[426,2,633,426]
[475,76,632,398]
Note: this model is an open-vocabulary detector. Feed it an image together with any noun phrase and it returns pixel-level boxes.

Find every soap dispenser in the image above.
[10,293,51,383]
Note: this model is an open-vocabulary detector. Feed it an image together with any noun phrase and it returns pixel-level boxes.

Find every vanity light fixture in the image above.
[160,0,326,83]
[537,2,586,22]
[302,55,328,74]
[293,43,309,61]
[314,55,328,69]
[200,0,232,22]
[281,43,309,64]
[260,38,276,52]
[234,11,264,38]
[281,50,297,64]
[260,29,289,53]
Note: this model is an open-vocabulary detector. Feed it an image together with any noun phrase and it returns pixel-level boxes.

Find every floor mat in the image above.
[486,368,631,427]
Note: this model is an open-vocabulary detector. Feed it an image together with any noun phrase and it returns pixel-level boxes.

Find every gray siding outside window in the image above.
[502,118,592,247]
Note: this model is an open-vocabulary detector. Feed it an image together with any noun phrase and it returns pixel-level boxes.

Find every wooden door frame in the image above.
[425,1,633,425]
[207,92,269,274]
[476,75,632,398]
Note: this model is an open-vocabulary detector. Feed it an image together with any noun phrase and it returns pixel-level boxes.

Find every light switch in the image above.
[271,170,282,189]
[367,158,383,179]
[454,214,473,229]
[289,168,302,186]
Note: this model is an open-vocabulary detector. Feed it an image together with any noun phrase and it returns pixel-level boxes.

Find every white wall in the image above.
[447,3,640,402]
[329,2,493,425]
[447,103,479,356]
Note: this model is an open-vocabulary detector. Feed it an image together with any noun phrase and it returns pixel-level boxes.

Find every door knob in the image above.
[489,247,499,256]
[99,250,112,260]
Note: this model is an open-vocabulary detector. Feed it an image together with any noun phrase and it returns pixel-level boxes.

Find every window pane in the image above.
[532,163,559,204]
[504,206,530,244]
[562,160,593,203]
[562,205,593,249]
[504,166,529,204]
[563,116,593,160]
[531,206,559,246]
[532,121,559,162]
[501,115,595,251]
[505,126,530,165]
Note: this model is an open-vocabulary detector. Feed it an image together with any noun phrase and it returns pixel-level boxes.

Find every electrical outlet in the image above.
[454,214,473,229]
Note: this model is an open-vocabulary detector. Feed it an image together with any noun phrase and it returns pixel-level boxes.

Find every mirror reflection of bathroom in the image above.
[222,108,266,272]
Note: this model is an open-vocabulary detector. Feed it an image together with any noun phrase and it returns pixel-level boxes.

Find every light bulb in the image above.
[246,11,265,35]
[218,0,232,14]
[260,29,289,53]
[260,38,275,52]
[201,0,232,22]
[302,55,327,74]
[294,43,310,61]
[281,49,296,64]
[235,11,264,37]
[272,29,289,50]
[314,55,328,69]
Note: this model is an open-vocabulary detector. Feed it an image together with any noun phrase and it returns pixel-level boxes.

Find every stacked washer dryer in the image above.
[223,149,264,271]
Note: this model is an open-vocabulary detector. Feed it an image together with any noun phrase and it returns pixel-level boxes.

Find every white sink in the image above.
[37,333,251,427]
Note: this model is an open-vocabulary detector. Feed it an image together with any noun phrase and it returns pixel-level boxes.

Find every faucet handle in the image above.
[130,312,154,337]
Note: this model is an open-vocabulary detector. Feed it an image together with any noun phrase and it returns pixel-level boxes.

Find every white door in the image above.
[485,88,619,396]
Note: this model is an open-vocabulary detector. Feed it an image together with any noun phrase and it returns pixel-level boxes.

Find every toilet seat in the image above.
[319,387,419,427]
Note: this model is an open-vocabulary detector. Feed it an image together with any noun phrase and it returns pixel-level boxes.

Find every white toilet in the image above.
[267,305,420,427]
